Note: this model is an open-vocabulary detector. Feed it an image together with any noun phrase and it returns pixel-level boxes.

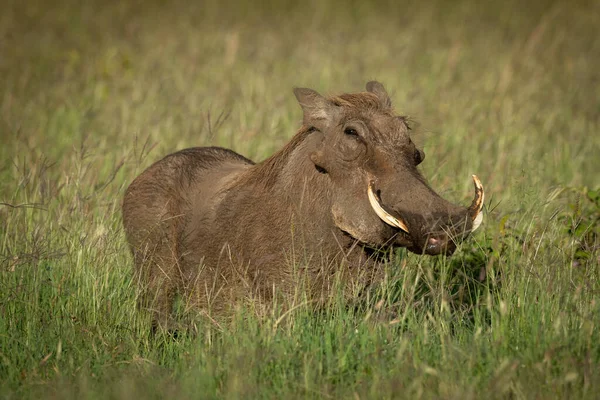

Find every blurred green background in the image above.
[2,0,598,195]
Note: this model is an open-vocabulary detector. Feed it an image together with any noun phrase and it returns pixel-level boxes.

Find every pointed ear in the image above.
[366,81,392,108]
[293,87,336,129]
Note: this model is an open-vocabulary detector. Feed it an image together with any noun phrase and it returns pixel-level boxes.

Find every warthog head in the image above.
[294,81,483,256]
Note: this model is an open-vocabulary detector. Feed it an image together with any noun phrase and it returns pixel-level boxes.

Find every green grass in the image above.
[1,0,599,398]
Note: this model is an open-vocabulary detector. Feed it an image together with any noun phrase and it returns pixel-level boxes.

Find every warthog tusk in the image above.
[469,175,484,232]
[367,181,410,233]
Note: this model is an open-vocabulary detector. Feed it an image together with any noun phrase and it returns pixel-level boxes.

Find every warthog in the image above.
[123,81,484,328]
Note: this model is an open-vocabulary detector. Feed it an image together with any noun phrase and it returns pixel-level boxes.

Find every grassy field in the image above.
[1,0,599,398]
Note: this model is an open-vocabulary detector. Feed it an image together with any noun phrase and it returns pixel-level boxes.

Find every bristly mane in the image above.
[333,92,410,127]
[331,92,395,116]
[239,125,314,188]
[237,92,397,188]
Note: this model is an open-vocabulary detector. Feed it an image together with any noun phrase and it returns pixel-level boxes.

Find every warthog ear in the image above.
[293,87,336,130]
[366,81,392,108]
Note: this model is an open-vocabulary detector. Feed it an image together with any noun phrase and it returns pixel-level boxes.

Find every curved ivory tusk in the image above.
[469,175,484,232]
[367,181,410,233]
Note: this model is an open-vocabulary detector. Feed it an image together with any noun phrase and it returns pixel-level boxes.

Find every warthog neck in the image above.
[235,127,332,210]
[213,128,339,263]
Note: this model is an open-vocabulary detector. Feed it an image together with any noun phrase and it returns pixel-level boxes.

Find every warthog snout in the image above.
[368,175,484,256]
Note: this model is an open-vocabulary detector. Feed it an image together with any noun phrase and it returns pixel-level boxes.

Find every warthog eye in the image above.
[344,128,359,137]
[414,149,425,165]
